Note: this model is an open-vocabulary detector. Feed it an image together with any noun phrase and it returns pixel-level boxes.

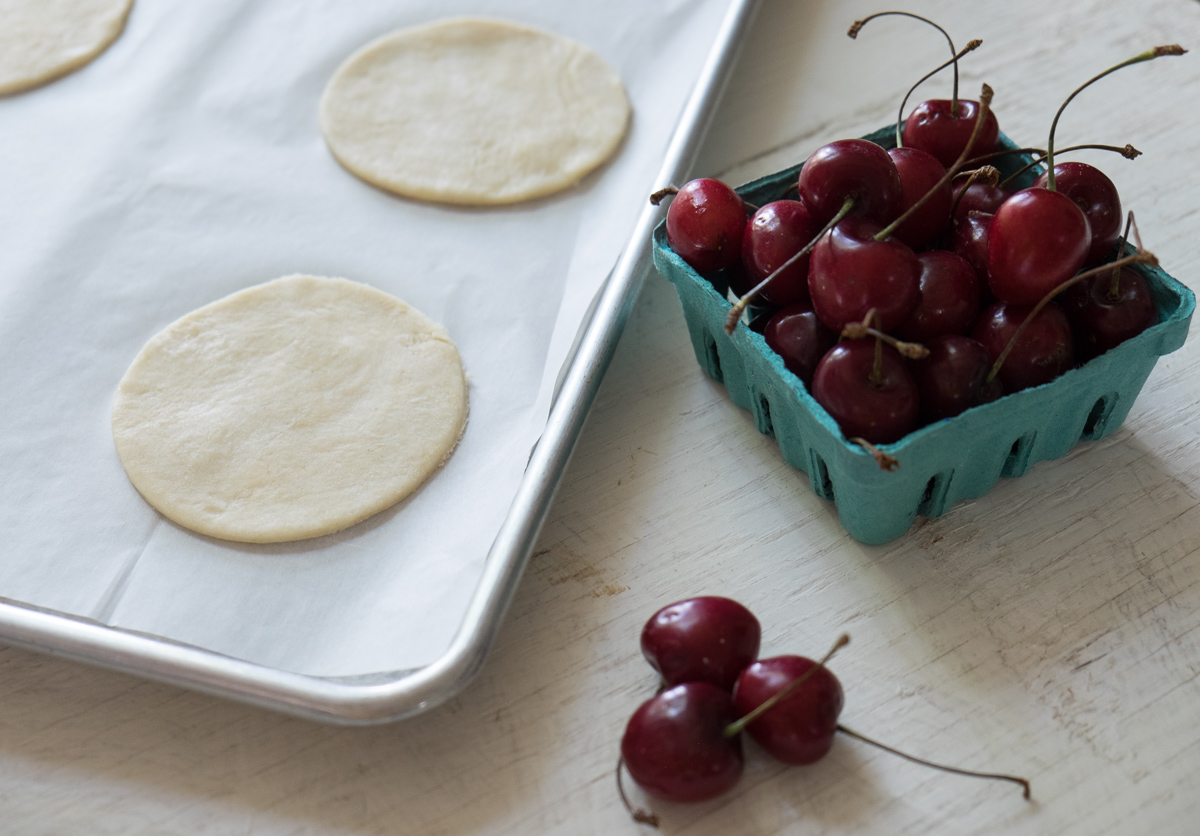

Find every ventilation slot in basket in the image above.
[809,452,834,500]
[1001,432,1037,478]
[703,336,723,383]
[917,471,954,518]
[755,394,774,436]
[1081,393,1118,440]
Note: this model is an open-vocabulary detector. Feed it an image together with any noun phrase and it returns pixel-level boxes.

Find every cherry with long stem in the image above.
[847,11,978,146]
[1045,45,1185,191]
[725,196,854,333]
[983,48,1182,305]
[733,636,1033,795]
[724,634,850,738]
[985,250,1156,384]
[873,83,994,243]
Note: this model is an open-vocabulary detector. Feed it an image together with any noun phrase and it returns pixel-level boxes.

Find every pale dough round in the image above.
[319,17,631,205]
[0,0,134,96]
[111,275,468,544]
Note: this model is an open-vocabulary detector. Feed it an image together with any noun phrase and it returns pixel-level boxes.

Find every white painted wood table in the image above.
[3,0,1200,833]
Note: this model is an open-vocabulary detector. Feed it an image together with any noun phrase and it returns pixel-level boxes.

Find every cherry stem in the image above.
[841,321,929,360]
[875,83,994,242]
[648,186,678,206]
[998,143,1142,189]
[616,757,661,828]
[966,142,1138,172]
[1107,211,1137,299]
[1046,45,1186,191]
[948,165,1001,220]
[725,195,855,334]
[724,634,851,738]
[848,12,973,131]
[870,335,884,387]
[961,147,1048,166]
[836,725,1032,800]
[849,437,900,471]
[985,251,1157,384]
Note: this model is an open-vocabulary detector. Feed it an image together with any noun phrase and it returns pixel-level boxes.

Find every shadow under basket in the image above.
[653,126,1195,544]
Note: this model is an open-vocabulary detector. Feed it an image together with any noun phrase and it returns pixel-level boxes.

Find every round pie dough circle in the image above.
[0,0,134,96]
[112,275,468,544]
[319,17,631,205]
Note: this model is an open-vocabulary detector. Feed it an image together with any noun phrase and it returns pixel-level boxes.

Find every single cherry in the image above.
[953,180,1009,225]
[987,188,1091,305]
[620,682,744,803]
[666,178,747,274]
[764,303,837,388]
[903,98,1000,169]
[1033,162,1121,266]
[808,217,921,334]
[732,656,844,765]
[798,139,903,227]
[949,210,993,283]
[812,340,920,444]
[895,250,982,342]
[641,597,762,692]
[913,334,1003,421]
[888,146,953,249]
[742,200,822,307]
[973,301,1075,392]
[1059,266,1156,360]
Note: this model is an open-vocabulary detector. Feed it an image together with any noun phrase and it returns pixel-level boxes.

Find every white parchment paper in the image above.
[0,0,731,676]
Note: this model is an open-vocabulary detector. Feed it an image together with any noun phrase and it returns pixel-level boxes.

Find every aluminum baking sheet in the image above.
[0,0,759,722]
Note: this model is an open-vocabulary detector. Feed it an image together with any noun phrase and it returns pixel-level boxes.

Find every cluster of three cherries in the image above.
[618,596,1029,825]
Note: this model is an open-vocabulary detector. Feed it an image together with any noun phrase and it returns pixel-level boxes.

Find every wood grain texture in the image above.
[3,0,1200,833]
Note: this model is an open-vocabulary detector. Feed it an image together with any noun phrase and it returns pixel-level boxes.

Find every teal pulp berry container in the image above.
[653,126,1195,544]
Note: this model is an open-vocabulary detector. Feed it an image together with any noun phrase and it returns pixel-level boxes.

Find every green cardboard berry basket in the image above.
[652,126,1195,544]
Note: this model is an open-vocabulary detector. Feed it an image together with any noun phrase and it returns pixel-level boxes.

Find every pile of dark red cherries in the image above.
[663,19,1179,449]
[619,596,1029,823]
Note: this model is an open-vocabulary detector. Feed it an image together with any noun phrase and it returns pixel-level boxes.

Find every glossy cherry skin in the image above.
[1060,267,1156,360]
[742,200,822,307]
[903,99,1000,169]
[888,146,952,250]
[641,597,762,692]
[798,139,903,227]
[812,340,920,444]
[987,188,1092,305]
[895,250,982,342]
[950,210,993,284]
[732,656,844,765]
[620,682,744,803]
[666,178,747,274]
[764,303,837,388]
[808,217,921,334]
[1033,162,1121,266]
[913,334,1003,421]
[952,181,1009,225]
[973,301,1075,392]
